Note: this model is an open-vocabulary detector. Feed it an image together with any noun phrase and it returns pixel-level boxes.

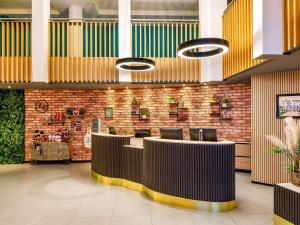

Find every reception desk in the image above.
[92,135,236,212]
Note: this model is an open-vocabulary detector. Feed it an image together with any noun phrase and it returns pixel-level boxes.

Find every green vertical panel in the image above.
[110,23,113,57]
[101,23,104,57]
[155,24,158,57]
[97,23,100,57]
[106,24,109,57]
[115,24,119,57]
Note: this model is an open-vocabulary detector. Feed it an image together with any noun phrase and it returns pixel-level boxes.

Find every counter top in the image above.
[144,137,235,145]
[277,183,300,193]
[92,133,134,138]
[123,145,143,149]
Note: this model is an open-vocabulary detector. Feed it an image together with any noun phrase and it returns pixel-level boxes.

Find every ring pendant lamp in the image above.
[116,57,155,72]
[177,38,229,59]
[116,26,155,72]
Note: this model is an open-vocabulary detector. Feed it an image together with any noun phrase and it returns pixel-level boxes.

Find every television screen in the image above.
[160,128,183,140]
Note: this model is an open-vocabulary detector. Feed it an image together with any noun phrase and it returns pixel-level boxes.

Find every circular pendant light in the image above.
[177,38,229,59]
[116,57,155,72]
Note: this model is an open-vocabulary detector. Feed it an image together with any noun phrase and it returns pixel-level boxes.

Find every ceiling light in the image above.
[8,85,11,89]
[178,38,229,59]
[116,57,155,72]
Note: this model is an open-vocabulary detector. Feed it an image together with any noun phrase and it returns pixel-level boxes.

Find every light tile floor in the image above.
[0,163,274,225]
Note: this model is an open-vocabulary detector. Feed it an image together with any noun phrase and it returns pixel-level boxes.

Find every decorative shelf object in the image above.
[47,113,65,125]
[139,108,150,121]
[209,96,233,122]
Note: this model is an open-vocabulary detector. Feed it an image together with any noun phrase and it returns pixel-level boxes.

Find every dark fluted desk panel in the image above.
[122,146,143,184]
[274,184,300,225]
[143,139,235,202]
[92,134,131,178]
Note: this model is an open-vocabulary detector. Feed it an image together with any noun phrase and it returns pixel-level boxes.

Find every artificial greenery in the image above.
[0,90,25,164]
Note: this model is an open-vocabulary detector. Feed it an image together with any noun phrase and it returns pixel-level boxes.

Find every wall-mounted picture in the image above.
[105,107,113,118]
[276,94,300,118]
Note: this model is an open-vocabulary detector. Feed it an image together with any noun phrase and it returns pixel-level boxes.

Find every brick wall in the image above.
[24,82,251,161]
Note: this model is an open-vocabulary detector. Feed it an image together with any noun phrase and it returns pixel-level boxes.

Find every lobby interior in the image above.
[0,0,300,225]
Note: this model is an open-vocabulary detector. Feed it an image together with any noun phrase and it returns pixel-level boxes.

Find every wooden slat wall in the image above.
[283,0,300,52]
[251,70,300,185]
[131,22,201,83]
[0,21,32,83]
[49,21,118,83]
[222,0,264,80]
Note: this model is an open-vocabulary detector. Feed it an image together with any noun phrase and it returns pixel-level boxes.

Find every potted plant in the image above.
[66,107,73,116]
[79,108,86,116]
[140,108,149,119]
[266,117,300,186]
[221,98,229,108]
[167,96,176,104]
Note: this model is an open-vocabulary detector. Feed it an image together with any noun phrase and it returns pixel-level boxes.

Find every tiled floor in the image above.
[0,163,274,225]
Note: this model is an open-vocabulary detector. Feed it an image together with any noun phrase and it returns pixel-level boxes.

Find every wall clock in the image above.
[35,100,49,113]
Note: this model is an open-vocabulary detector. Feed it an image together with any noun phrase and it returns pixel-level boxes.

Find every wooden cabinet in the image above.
[235,142,251,171]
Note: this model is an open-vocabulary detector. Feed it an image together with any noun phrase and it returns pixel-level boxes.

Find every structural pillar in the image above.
[253,0,283,58]
[199,0,227,82]
[32,0,50,83]
[118,0,131,82]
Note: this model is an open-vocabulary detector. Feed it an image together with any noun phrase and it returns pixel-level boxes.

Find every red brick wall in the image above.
[24,82,251,161]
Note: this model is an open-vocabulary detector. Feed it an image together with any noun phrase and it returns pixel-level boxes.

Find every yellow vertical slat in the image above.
[52,22,55,82]
[171,23,174,82]
[153,22,156,82]
[185,23,188,82]
[71,23,74,82]
[95,22,98,82]
[1,22,5,82]
[104,22,107,82]
[25,22,29,82]
[139,22,142,82]
[108,22,111,82]
[100,22,102,82]
[20,22,24,82]
[76,22,79,82]
[90,22,93,82]
[62,22,65,82]
[144,22,147,82]
[11,22,15,82]
[6,22,10,82]
[167,23,169,82]
[57,22,60,82]
[66,22,69,82]
[180,23,183,82]
[176,23,179,82]
[162,23,164,82]
[114,22,116,82]
[16,22,20,82]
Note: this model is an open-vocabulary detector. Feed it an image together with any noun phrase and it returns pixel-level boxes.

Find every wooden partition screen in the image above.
[0,21,32,83]
[251,70,300,185]
[130,21,201,83]
[222,0,264,80]
[283,0,300,52]
[49,21,118,83]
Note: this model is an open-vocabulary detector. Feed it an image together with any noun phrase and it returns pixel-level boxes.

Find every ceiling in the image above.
[226,49,300,82]
[0,0,199,18]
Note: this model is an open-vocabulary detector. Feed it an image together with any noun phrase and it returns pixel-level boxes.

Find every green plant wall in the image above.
[0,90,25,164]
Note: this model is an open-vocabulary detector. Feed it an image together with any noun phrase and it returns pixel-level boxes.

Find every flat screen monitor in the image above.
[160,128,183,140]
[189,128,218,142]
[134,129,151,138]
[107,127,116,135]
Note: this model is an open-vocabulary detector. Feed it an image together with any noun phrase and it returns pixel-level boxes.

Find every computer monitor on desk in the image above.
[160,128,183,140]
[189,128,217,142]
[134,129,151,138]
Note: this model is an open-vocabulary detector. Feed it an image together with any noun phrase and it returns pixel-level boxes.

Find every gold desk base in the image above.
[92,171,236,212]
[273,214,294,225]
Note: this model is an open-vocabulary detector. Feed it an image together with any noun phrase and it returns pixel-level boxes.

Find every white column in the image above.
[118,0,131,82]
[32,0,50,83]
[253,0,283,58]
[199,0,227,82]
